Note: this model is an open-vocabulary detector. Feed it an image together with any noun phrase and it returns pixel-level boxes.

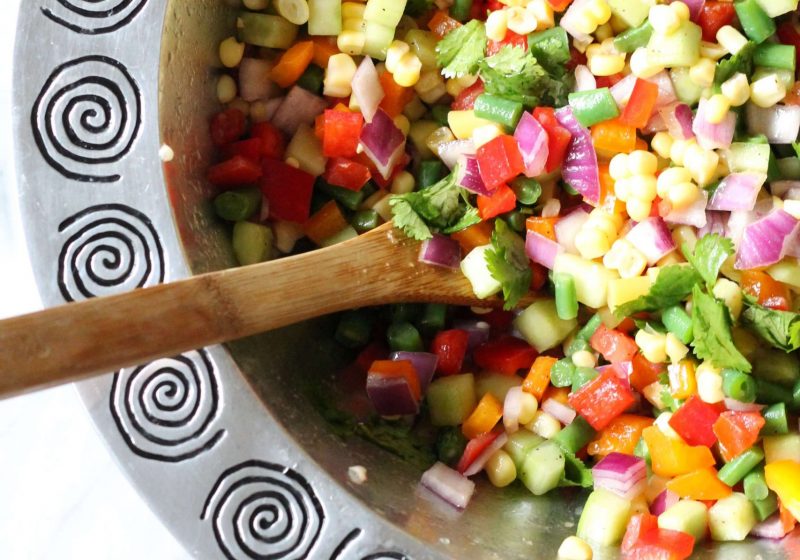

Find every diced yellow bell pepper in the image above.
[462,392,503,439]
[642,426,715,478]
[666,467,732,500]
[765,460,800,522]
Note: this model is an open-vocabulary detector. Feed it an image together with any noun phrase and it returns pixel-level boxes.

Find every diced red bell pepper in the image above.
[532,107,572,173]
[452,81,485,111]
[210,108,246,147]
[566,46,587,71]
[568,369,636,431]
[479,309,515,333]
[668,396,724,448]
[595,73,624,88]
[713,411,766,462]
[590,324,639,364]
[477,134,524,191]
[221,138,263,162]
[622,512,695,560]
[321,109,363,158]
[473,336,538,376]
[477,183,517,220]
[620,78,659,129]
[249,121,286,160]
[207,155,262,187]
[622,513,660,553]
[698,1,737,43]
[431,329,470,376]
[456,430,501,474]
[486,31,528,56]
[260,159,315,223]
[323,157,371,191]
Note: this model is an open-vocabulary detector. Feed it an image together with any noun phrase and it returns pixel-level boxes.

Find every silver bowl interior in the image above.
[156,3,796,559]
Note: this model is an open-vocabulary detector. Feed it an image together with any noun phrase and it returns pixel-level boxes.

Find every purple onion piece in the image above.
[457,156,493,196]
[514,111,549,178]
[555,106,600,205]
[708,172,766,212]
[735,208,799,270]
[625,217,677,265]
[418,234,462,269]
[366,367,420,416]
[272,86,328,136]
[420,462,476,509]
[526,230,563,270]
[390,351,438,393]
[360,108,406,179]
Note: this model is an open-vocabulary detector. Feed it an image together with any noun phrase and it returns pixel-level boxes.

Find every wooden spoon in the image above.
[0,223,532,398]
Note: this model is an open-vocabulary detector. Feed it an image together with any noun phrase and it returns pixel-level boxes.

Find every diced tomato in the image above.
[260,159,315,223]
[740,270,793,311]
[530,262,548,291]
[568,369,636,431]
[620,79,659,129]
[431,329,471,376]
[566,46,586,72]
[713,411,766,462]
[452,80,486,111]
[778,22,800,70]
[221,138,263,162]
[477,183,517,220]
[590,324,639,364]
[532,107,572,173]
[476,135,525,191]
[485,0,505,11]
[473,336,538,375]
[698,1,737,43]
[207,155,262,187]
[456,431,501,474]
[595,73,624,88]
[668,396,724,448]
[249,121,286,160]
[321,109,363,158]
[486,31,528,56]
[210,108,246,147]
[323,157,371,191]
[427,10,461,38]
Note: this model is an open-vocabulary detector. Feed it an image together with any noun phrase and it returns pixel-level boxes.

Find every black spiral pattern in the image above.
[329,529,412,560]
[202,461,325,560]
[110,349,225,462]
[31,55,141,182]
[361,554,411,560]
[57,204,164,303]
[41,0,148,35]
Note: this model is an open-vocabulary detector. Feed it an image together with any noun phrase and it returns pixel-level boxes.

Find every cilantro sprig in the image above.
[742,295,800,353]
[614,265,701,318]
[477,45,570,107]
[682,234,734,289]
[691,286,752,372]
[436,20,486,78]
[485,219,531,310]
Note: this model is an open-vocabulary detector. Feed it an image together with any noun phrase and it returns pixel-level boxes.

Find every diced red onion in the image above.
[642,111,667,134]
[541,198,562,218]
[771,181,800,198]
[626,217,678,265]
[693,97,736,151]
[670,0,705,22]
[555,107,600,205]
[503,386,524,433]
[420,462,476,509]
[419,234,462,269]
[391,351,438,393]
[708,173,766,212]
[555,206,590,253]
[542,398,576,425]
[664,191,709,228]
[526,230,564,270]
[659,103,695,140]
[262,97,285,122]
[747,103,800,144]
[463,432,509,477]
[751,513,790,539]
[366,365,420,416]
[610,74,637,108]
[453,319,491,350]
[272,86,328,136]
[514,112,549,178]
[650,489,680,516]
[698,210,728,238]
[438,140,475,170]
[593,453,647,501]
[239,58,278,102]
[727,208,759,248]
[360,108,406,179]
[735,208,800,270]
[457,156,493,196]
[351,56,384,123]
[574,65,597,92]
[723,398,765,413]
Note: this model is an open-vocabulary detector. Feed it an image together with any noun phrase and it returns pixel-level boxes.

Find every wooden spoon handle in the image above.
[0,224,480,398]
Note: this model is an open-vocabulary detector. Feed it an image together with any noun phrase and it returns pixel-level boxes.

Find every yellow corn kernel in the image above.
[414,69,447,104]
[750,74,787,108]
[630,174,658,201]
[594,23,613,42]
[558,536,594,560]
[589,53,626,76]
[700,41,728,61]
[485,8,509,41]
[390,171,415,195]
[721,73,751,107]
[486,450,517,488]
[219,36,245,68]
[704,94,731,124]
[526,410,562,438]
[528,0,555,29]
[392,53,422,87]
[472,123,505,149]
[614,177,632,202]
[341,2,365,21]
[665,333,690,365]
[671,1,691,22]
[445,78,466,98]
[507,6,539,35]
[689,57,717,89]
[575,228,612,260]
[324,53,358,97]
[716,25,749,55]
[603,238,648,278]
[695,361,724,404]
[609,153,631,180]
[672,225,697,253]
[337,30,366,55]
[518,392,539,425]
[425,126,456,155]
[669,138,694,166]
[651,132,674,160]
[627,150,658,176]
[667,181,700,210]
[448,110,496,140]
[626,198,652,222]
[630,47,664,79]
[636,330,668,364]
[216,74,237,104]
[572,350,597,369]
[393,114,411,136]
[713,278,743,321]
[683,144,719,186]
[656,166,692,198]
[385,40,410,74]
[586,0,612,25]
[649,4,681,35]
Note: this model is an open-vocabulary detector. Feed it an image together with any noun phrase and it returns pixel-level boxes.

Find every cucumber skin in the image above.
[426,374,477,426]
[577,488,633,546]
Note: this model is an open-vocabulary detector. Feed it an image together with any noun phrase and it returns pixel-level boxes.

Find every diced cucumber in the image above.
[767,260,800,290]
[577,488,633,546]
[363,0,406,28]
[708,493,757,542]
[755,0,799,17]
[514,299,577,353]
[237,12,299,49]
[426,374,477,426]
[763,434,800,464]
[363,21,396,60]
[404,30,439,70]
[647,21,702,68]
[476,372,523,402]
[504,429,545,470]
[670,67,704,105]
[606,0,652,28]
[307,0,342,36]
[752,349,799,387]
[461,245,502,300]
[519,440,565,496]
[320,225,358,247]
[752,67,795,91]
[285,124,326,177]
[553,253,620,309]
[233,221,274,266]
[723,142,771,174]
[658,500,708,542]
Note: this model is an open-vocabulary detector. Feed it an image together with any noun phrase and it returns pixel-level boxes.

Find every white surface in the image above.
[0,7,189,560]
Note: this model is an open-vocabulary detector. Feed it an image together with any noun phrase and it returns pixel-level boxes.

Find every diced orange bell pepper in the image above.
[378,71,414,118]
[523,356,558,400]
[312,37,339,68]
[591,118,637,157]
[666,468,732,500]
[712,411,765,462]
[642,426,716,478]
[781,500,798,533]
[587,414,654,458]
[271,41,315,88]
[765,461,800,522]
[740,270,793,311]
[542,385,571,405]
[525,216,559,241]
[547,0,573,11]
[427,10,461,37]
[304,200,348,245]
[462,393,503,439]
[630,353,666,393]
[450,220,494,253]
[669,359,697,400]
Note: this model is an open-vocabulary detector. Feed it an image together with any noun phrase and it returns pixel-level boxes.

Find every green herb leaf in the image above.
[477,45,570,107]
[714,41,755,85]
[559,449,593,488]
[691,286,752,372]
[682,234,734,288]
[436,20,486,78]
[615,265,702,318]
[742,296,800,352]
[390,198,433,240]
[485,219,531,310]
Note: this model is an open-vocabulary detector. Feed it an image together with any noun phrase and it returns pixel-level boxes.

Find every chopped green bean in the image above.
[351,209,380,233]
[613,21,653,53]
[722,368,757,404]
[417,160,446,189]
[754,43,796,72]
[718,447,764,487]
[296,64,324,93]
[750,491,778,522]
[419,303,447,336]
[335,310,374,348]
[431,104,450,127]
[761,403,789,435]
[214,187,262,222]
[232,221,273,266]
[449,0,473,22]
[551,358,576,388]
[567,88,620,128]
[756,378,793,404]
[577,314,603,341]
[566,337,592,357]
[743,468,769,502]
[554,273,578,321]
[474,93,524,130]
[392,304,423,323]
[553,416,596,454]
[318,180,368,210]
[662,305,693,344]
[572,367,598,392]
[734,0,776,44]
[528,27,571,71]
[386,321,424,352]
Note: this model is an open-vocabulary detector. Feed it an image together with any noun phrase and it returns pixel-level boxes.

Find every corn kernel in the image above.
[609,153,631,180]
[627,150,658,176]
[337,30,365,55]
[558,536,594,560]
[700,41,728,61]
[527,0,555,29]
[696,361,724,404]
[721,73,751,107]
[713,278,743,321]
[341,2,365,21]
[448,110,495,140]
[630,174,658,201]
[656,166,692,198]
[704,94,731,124]
[415,69,447,104]
[526,410,561,438]
[649,4,680,35]
[216,74,237,104]
[671,1,691,22]
[219,36,245,68]
[390,170,415,195]
[485,8,509,42]
[716,25,749,55]
[630,47,664,79]
[626,198,652,222]
[651,132,674,160]
[571,12,598,35]
[393,114,411,135]
[683,144,719,186]
[689,57,716,89]
[486,450,517,488]
[667,181,700,210]
[575,228,611,260]
[385,40,410,74]
[518,392,539,425]
[472,123,505,148]
[572,350,597,369]
[586,0,612,25]
[665,333,690,364]
[594,23,613,42]
[750,74,787,108]
[636,330,667,364]
[614,177,632,201]
[507,6,538,35]
[393,53,422,87]
[603,239,648,278]
[324,53,358,97]
[669,138,692,166]
[445,77,466,98]
[589,53,626,76]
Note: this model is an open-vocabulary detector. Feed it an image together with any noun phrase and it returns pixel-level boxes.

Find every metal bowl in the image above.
[5,1,799,558]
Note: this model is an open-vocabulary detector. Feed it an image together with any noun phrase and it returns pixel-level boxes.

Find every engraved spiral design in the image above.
[57,204,164,302]
[110,350,224,462]
[202,461,325,560]
[41,0,148,35]
[32,55,141,182]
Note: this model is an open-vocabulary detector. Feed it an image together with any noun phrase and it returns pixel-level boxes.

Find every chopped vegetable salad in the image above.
[207,0,800,557]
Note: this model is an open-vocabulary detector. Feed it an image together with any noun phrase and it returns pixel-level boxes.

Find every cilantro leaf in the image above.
[436,20,486,78]
[682,234,734,288]
[485,219,531,310]
[742,296,800,352]
[390,198,432,240]
[559,449,593,488]
[691,286,752,372]
[477,45,570,107]
[615,265,702,318]
[714,41,755,86]
[442,205,481,234]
